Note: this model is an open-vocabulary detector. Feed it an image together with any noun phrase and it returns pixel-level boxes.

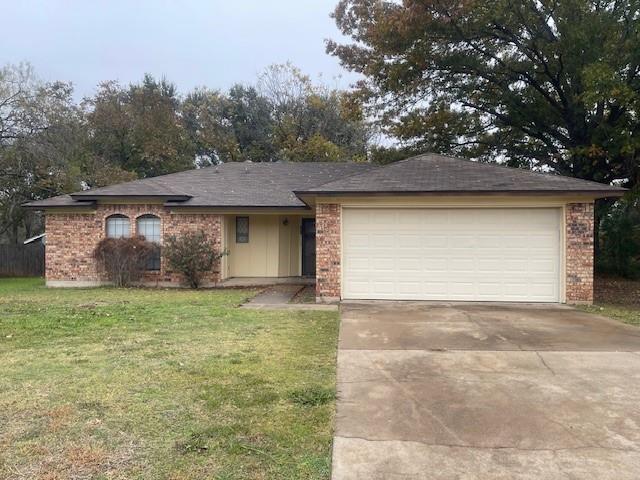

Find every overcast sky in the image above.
[1,0,356,99]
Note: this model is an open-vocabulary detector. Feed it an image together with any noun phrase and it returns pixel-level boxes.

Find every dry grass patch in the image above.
[0,278,339,479]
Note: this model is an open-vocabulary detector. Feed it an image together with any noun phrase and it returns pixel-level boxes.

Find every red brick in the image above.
[565,202,594,304]
[315,203,341,300]
[45,204,222,286]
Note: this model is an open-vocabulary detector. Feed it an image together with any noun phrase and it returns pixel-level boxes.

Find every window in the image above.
[136,215,161,243]
[236,216,249,243]
[106,215,130,238]
[136,215,161,271]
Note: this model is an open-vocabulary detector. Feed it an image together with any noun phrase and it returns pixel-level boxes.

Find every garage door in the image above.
[342,208,561,302]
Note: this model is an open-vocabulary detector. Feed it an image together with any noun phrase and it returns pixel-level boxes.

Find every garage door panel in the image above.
[372,281,395,294]
[397,258,421,270]
[423,258,448,272]
[371,234,394,247]
[343,208,561,302]
[398,234,421,248]
[372,257,394,271]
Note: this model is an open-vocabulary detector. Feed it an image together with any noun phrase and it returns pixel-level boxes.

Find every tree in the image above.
[0,64,85,243]
[225,85,277,162]
[328,0,640,187]
[87,75,194,178]
[258,63,369,162]
[181,88,239,165]
[598,190,640,277]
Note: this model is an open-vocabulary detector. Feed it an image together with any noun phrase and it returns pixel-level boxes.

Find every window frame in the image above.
[236,216,249,244]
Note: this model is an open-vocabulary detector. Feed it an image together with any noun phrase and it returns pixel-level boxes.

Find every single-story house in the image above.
[25,153,625,304]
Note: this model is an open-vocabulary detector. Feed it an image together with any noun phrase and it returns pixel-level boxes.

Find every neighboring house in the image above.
[25,154,625,304]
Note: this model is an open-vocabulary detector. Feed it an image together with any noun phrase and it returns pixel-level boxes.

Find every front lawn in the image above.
[0,278,339,479]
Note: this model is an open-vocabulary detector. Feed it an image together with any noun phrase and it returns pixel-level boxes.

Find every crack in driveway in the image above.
[334,435,640,454]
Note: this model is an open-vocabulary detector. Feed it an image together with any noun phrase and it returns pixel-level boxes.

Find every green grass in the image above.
[579,304,640,327]
[0,278,339,480]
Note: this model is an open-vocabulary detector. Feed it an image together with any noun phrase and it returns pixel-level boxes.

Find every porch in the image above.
[219,213,316,283]
[220,276,315,287]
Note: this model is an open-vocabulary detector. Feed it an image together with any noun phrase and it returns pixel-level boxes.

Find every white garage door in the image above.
[342,208,561,302]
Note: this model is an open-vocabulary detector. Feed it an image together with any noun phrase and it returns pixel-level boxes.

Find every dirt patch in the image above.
[46,405,74,433]
[289,285,316,304]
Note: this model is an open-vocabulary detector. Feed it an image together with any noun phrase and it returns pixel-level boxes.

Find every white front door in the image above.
[342,208,561,302]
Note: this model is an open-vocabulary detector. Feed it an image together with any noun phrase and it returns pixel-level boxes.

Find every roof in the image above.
[24,162,375,209]
[24,154,625,210]
[297,154,626,196]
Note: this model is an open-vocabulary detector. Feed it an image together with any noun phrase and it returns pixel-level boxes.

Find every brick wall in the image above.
[565,202,594,304]
[45,204,222,286]
[315,203,341,301]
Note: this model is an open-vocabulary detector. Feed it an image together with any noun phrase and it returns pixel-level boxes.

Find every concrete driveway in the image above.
[333,302,640,480]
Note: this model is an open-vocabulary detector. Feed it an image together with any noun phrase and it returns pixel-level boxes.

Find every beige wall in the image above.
[224,214,302,278]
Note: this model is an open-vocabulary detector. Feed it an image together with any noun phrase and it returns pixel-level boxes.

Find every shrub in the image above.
[164,231,226,288]
[93,236,155,287]
[598,191,640,279]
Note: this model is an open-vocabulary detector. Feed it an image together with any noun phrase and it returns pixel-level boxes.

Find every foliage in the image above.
[288,385,336,407]
[328,0,640,188]
[180,63,371,164]
[598,191,640,278]
[258,63,370,162]
[163,231,226,288]
[0,277,338,479]
[0,63,134,243]
[0,64,81,243]
[87,75,195,178]
[0,62,372,244]
[93,236,155,287]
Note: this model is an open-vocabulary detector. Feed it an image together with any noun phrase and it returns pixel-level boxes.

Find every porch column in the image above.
[565,202,594,304]
[316,203,341,302]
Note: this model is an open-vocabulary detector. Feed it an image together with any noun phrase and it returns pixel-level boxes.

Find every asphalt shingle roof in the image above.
[25,154,625,209]
[25,162,376,208]
[299,154,626,195]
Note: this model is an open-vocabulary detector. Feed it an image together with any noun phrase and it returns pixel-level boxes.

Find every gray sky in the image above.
[1,0,356,99]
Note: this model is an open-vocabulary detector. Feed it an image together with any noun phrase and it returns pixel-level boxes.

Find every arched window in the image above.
[136,215,161,243]
[136,215,161,271]
[105,214,130,238]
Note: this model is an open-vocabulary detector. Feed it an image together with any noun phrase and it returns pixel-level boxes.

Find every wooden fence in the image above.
[0,243,45,277]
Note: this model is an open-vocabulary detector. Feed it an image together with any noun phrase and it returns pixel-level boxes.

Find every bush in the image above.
[598,191,640,279]
[164,231,226,288]
[93,236,155,287]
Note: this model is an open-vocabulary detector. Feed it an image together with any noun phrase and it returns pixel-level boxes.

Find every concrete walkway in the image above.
[333,302,640,480]
[241,285,338,311]
[246,284,302,304]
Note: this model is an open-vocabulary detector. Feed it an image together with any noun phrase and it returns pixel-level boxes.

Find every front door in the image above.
[301,218,316,277]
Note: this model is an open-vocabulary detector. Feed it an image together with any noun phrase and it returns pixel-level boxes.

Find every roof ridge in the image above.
[297,151,625,194]
[433,153,620,189]
[70,167,204,197]
[295,162,380,191]
[297,154,431,192]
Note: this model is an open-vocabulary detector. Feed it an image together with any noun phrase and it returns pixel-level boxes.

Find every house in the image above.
[25,154,625,304]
